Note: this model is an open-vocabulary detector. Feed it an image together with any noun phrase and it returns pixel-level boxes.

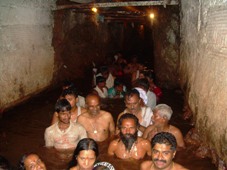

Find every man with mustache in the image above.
[140,132,188,170]
[108,113,151,159]
[116,89,153,137]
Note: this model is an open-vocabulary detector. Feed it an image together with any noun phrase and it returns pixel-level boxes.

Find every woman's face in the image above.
[77,150,96,170]
[24,154,46,170]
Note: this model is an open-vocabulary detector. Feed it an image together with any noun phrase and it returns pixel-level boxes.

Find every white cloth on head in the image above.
[134,87,148,105]
[146,90,156,109]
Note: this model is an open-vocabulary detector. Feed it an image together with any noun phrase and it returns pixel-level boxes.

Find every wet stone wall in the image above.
[0,0,56,112]
[152,6,180,88]
[180,0,227,164]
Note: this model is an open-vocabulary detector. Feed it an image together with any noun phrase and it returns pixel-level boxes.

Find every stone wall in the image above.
[153,6,180,88]
[0,0,56,111]
[180,0,227,163]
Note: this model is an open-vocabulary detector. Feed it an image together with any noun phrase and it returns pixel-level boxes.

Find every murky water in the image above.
[0,88,217,170]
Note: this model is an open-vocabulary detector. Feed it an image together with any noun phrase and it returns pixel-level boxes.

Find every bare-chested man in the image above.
[45,99,87,150]
[140,132,189,170]
[116,89,153,136]
[77,94,115,142]
[142,104,185,149]
[108,113,151,159]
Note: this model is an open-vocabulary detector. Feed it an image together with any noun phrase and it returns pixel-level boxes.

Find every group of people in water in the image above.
[1,54,189,170]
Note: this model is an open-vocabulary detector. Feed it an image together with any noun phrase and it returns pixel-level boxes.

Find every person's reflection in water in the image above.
[140,132,189,170]
[68,138,99,170]
[108,113,151,159]
[18,153,46,170]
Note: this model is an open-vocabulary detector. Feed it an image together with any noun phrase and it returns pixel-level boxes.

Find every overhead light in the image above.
[92,7,98,13]
[149,13,155,19]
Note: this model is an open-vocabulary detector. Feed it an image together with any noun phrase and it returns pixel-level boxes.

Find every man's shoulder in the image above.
[170,125,182,134]
[100,110,112,117]
[140,160,152,169]
[174,162,189,170]
[72,122,86,130]
[138,137,150,144]
[45,123,57,134]
[77,112,89,119]
[109,138,120,146]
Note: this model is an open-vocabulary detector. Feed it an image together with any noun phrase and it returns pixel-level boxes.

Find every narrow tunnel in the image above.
[0,0,227,169]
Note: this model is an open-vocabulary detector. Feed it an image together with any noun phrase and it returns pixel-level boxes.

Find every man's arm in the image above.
[138,124,146,133]
[44,129,54,147]
[142,125,154,139]
[140,161,152,170]
[108,114,115,137]
[173,127,186,149]
[107,140,117,156]
[144,139,152,156]
[78,124,88,139]
[115,112,124,135]
[51,112,58,125]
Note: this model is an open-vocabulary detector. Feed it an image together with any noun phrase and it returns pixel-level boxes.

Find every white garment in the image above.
[105,73,115,89]
[77,95,85,107]
[71,106,82,123]
[94,86,108,98]
[44,121,87,149]
[146,90,157,109]
[123,106,153,137]
[134,87,148,105]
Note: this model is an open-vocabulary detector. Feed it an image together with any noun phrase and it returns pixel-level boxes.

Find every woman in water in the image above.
[68,138,99,170]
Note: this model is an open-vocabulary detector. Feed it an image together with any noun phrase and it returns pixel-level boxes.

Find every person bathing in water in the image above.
[108,113,151,159]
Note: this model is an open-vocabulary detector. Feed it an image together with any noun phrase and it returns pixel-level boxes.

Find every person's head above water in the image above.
[151,132,177,169]
[118,113,139,151]
[85,94,101,116]
[18,153,46,170]
[55,98,71,113]
[68,138,99,170]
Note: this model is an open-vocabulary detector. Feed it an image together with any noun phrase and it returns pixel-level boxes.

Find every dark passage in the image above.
[0,86,216,170]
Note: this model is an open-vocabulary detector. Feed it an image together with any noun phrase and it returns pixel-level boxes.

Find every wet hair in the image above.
[96,76,106,84]
[18,152,38,170]
[114,78,124,88]
[55,99,71,113]
[61,86,78,98]
[153,104,173,120]
[144,70,155,80]
[124,89,140,100]
[68,138,99,169]
[118,113,139,129]
[0,155,11,170]
[62,80,75,89]
[152,132,177,151]
[99,66,109,74]
[133,78,149,91]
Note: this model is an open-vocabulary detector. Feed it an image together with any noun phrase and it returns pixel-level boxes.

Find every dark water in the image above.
[0,88,217,170]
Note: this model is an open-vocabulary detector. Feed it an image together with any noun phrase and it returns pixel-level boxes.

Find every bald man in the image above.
[77,94,115,142]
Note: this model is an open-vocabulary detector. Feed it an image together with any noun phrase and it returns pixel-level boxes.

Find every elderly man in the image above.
[116,89,153,136]
[108,113,151,159]
[140,132,189,170]
[142,104,185,149]
[44,99,87,150]
[77,94,115,142]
